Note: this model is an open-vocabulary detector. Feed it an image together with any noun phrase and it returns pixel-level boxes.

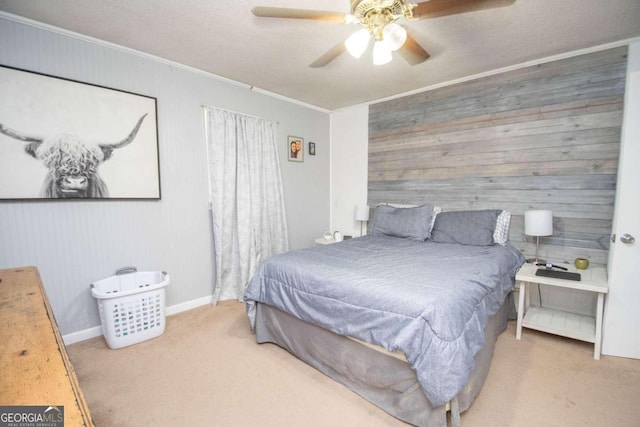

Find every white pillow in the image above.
[493,210,512,246]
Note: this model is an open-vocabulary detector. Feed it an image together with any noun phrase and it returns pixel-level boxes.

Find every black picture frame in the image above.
[0,65,160,200]
[309,141,316,156]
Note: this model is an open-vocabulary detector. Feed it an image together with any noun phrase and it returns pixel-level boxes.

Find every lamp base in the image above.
[527,235,546,265]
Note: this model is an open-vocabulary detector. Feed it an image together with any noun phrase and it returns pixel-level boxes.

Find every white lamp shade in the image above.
[373,40,392,65]
[345,29,371,58]
[354,205,370,221]
[382,23,407,51]
[524,210,553,236]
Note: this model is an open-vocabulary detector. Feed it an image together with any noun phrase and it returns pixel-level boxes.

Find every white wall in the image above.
[329,105,369,238]
[286,112,331,250]
[0,15,330,336]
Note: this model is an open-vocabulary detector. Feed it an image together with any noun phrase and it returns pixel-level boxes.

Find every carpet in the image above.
[67,301,640,426]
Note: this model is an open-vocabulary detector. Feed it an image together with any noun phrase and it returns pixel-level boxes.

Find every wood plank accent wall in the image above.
[368,47,627,266]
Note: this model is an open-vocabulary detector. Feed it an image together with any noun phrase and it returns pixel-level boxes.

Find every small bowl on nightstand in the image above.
[575,258,589,270]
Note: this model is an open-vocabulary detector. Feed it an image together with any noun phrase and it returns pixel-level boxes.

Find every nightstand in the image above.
[315,237,336,245]
[515,262,608,360]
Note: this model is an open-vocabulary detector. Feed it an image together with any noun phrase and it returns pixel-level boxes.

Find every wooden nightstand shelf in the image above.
[515,263,608,360]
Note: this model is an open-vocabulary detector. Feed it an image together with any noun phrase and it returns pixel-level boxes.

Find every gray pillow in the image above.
[430,210,502,246]
[369,204,436,241]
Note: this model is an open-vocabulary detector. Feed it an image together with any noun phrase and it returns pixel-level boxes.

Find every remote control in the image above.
[536,262,568,271]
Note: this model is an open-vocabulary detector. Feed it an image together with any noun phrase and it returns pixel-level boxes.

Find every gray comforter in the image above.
[244,235,525,406]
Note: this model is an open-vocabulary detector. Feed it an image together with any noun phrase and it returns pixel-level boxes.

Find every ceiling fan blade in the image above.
[310,42,347,68]
[413,0,516,20]
[252,6,346,22]
[397,33,430,65]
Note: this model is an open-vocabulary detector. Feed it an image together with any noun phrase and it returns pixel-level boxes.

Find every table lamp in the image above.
[524,209,553,263]
[354,205,370,237]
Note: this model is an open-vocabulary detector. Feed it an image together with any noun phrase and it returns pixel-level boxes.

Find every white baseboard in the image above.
[63,326,103,345]
[165,295,213,316]
[62,294,214,345]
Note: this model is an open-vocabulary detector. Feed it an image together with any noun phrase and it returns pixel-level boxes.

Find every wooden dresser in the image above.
[0,266,94,426]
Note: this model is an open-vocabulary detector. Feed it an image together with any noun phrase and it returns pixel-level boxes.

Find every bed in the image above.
[244,206,525,427]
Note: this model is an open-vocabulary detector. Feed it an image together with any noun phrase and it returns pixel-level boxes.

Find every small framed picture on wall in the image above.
[309,142,316,156]
[288,136,304,162]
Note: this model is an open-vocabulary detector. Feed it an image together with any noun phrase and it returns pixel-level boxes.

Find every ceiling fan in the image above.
[252,0,516,67]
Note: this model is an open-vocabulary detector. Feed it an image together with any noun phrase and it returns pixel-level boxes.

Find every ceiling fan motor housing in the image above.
[351,0,415,21]
[351,0,415,39]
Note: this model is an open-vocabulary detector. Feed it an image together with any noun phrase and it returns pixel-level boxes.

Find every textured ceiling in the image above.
[1,0,639,111]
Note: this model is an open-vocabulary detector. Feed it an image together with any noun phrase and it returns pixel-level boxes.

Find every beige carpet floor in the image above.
[67,301,640,426]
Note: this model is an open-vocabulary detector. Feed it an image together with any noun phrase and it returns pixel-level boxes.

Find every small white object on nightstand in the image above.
[515,262,608,360]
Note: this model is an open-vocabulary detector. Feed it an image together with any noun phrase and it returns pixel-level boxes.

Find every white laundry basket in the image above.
[91,267,170,349]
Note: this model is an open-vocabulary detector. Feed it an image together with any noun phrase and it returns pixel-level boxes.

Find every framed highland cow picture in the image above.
[0,65,160,200]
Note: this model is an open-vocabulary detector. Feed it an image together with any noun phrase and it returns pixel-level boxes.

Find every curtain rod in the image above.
[200,105,279,123]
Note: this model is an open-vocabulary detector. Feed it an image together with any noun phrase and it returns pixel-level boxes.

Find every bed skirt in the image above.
[254,297,510,427]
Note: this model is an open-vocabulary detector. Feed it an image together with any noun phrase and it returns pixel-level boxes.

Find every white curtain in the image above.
[204,107,289,302]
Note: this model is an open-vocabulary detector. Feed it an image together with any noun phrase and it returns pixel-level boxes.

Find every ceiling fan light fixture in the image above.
[345,28,371,58]
[373,40,392,65]
[382,22,407,51]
